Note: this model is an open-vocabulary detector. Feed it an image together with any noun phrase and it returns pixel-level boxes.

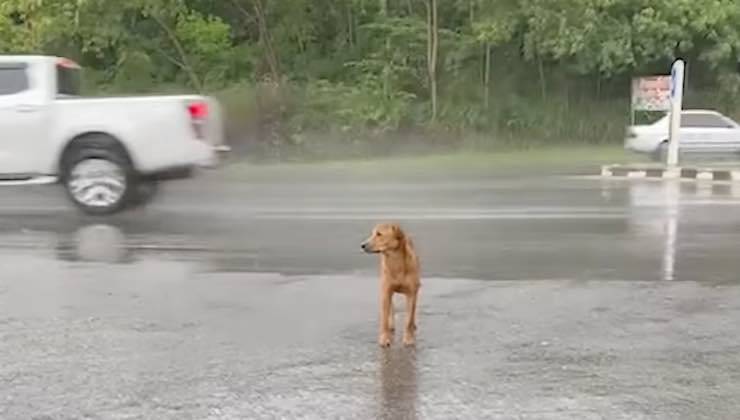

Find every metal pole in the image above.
[630,78,635,125]
[667,59,685,167]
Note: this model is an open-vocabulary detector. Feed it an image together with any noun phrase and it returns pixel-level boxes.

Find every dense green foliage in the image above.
[2,0,739,157]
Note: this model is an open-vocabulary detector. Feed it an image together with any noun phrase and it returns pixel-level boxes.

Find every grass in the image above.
[216,144,642,182]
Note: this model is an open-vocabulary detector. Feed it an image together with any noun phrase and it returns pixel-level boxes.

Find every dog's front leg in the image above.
[402,290,418,346]
[379,289,393,347]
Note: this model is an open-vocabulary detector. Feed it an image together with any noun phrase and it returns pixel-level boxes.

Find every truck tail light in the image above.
[187,101,209,139]
[188,102,208,119]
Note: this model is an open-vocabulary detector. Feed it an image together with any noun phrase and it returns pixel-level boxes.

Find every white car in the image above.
[0,55,225,215]
[624,109,740,161]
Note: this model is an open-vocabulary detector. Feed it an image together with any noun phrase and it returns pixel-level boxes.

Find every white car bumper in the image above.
[190,140,226,168]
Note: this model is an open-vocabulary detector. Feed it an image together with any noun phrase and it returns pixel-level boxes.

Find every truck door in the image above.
[0,62,46,178]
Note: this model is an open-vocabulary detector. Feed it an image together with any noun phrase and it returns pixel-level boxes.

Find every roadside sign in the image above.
[631,76,671,111]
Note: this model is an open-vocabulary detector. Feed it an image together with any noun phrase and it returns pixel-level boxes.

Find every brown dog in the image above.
[361,223,421,347]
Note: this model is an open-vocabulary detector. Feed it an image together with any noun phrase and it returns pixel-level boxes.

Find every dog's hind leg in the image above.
[387,298,395,333]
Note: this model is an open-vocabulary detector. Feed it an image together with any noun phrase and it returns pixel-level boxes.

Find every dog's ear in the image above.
[390,223,405,241]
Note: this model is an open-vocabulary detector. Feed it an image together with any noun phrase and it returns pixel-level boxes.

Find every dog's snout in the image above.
[361,241,373,253]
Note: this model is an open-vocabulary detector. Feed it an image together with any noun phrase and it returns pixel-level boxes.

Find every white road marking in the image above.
[250,212,626,220]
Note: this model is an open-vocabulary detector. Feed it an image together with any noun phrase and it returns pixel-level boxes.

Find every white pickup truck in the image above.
[0,55,225,215]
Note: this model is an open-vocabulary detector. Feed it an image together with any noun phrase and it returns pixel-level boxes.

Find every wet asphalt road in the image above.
[1,169,740,419]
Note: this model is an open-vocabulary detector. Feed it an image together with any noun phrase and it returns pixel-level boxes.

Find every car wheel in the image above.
[651,141,668,162]
[61,135,137,216]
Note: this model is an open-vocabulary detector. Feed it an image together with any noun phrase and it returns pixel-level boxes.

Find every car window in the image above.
[0,64,29,95]
[681,113,732,128]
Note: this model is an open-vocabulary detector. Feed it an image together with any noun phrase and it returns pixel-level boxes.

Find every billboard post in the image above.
[667,59,685,167]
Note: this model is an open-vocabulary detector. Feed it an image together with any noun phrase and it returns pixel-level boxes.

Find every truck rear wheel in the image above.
[61,135,137,215]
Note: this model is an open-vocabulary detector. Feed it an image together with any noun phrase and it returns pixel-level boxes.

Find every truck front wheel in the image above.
[61,135,137,215]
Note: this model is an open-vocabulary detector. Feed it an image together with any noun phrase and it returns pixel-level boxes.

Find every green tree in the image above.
[1,0,738,155]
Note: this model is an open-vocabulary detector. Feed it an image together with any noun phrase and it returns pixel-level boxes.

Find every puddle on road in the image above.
[0,179,739,282]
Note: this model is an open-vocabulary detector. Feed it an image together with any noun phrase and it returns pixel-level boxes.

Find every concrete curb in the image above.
[600,164,740,182]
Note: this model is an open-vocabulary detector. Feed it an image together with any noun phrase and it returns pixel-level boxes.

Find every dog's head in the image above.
[361,223,406,254]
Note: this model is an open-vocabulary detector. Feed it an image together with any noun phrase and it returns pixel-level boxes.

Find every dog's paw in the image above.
[402,334,416,346]
[378,335,392,348]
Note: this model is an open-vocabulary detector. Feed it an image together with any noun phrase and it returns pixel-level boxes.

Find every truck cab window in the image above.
[56,64,81,96]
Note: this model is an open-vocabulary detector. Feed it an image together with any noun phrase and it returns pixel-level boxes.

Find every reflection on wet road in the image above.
[3,176,740,281]
[1,174,740,419]
[377,348,418,420]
